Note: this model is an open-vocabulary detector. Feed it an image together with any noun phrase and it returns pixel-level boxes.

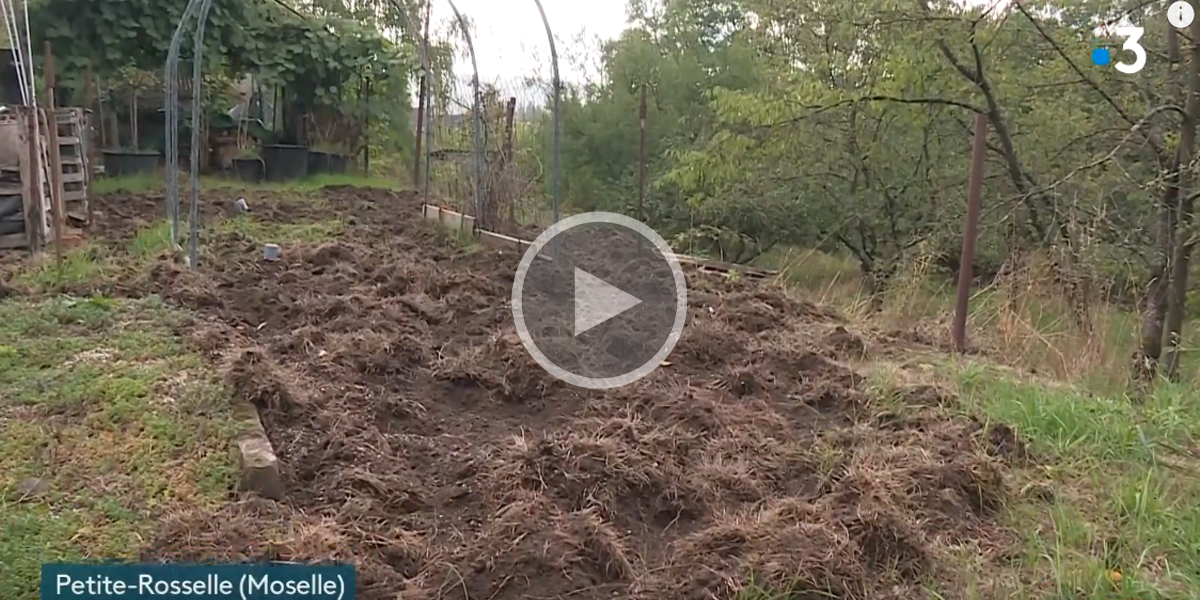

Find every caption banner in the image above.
[41,563,355,599]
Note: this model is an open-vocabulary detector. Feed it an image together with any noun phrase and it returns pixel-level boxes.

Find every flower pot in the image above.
[260,144,308,181]
[307,150,349,175]
[232,157,264,182]
[102,150,160,177]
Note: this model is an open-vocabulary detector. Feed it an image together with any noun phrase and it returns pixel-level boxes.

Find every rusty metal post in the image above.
[43,41,65,262]
[638,84,647,225]
[952,113,988,352]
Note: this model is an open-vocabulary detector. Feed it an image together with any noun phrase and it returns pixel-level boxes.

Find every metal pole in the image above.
[531,0,560,225]
[188,0,213,269]
[952,113,988,352]
[166,0,202,247]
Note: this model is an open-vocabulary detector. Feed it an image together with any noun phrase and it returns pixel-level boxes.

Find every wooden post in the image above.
[20,107,42,251]
[363,78,371,176]
[502,96,515,225]
[637,83,648,240]
[43,41,66,262]
[952,113,988,352]
[84,66,97,225]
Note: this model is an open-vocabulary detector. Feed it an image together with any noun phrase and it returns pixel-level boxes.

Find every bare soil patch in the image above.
[18,185,1020,599]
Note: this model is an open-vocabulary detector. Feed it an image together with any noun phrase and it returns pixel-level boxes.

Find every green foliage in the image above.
[525,0,1173,288]
[33,0,413,120]
[32,0,252,87]
[244,13,406,100]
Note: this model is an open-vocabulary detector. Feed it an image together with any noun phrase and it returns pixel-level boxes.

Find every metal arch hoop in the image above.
[164,0,213,268]
[444,0,483,230]
[530,0,560,226]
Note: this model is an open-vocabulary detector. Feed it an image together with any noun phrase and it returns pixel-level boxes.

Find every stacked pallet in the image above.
[54,108,90,224]
[0,106,91,250]
[0,109,44,249]
[0,168,23,244]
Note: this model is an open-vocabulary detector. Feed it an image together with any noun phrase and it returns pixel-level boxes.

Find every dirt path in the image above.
[18,186,1021,600]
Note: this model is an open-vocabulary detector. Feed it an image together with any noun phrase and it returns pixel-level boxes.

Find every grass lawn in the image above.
[0,295,239,599]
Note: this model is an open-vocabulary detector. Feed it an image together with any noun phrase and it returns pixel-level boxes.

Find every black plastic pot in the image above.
[232,157,264,182]
[307,150,349,175]
[260,144,308,181]
[102,150,160,177]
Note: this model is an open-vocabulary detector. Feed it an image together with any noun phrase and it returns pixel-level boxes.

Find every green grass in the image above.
[216,213,346,243]
[12,211,344,294]
[939,363,1200,599]
[0,295,239,599]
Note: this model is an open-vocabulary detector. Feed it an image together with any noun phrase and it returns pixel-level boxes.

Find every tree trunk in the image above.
[1161,17,1200,381]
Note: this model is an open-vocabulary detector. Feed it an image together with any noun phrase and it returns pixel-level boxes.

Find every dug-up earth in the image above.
[7,186,1027,600]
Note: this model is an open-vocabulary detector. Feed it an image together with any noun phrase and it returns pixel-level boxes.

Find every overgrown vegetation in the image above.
[504,0,1200,384]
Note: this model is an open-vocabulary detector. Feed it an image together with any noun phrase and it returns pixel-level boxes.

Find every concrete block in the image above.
[237,434,285,500]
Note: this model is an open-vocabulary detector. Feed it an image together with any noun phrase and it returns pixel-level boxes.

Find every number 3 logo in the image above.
[1114,26,1146,74]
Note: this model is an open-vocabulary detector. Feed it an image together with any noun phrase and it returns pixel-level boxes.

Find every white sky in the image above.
[431,0,629,91]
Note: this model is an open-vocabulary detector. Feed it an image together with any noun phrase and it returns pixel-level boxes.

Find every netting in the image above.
[418,0,561,235]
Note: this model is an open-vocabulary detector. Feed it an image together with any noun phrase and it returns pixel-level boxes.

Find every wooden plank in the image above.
[479,229,539,254]
[42,101,67,262]
[0,231,28,248]
[421,204,475,231]
[420,204,776,278]
[19,107,45,251]
[674,255,774,279]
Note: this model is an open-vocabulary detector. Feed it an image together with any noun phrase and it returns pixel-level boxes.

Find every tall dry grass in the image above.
[772,246,1198,392]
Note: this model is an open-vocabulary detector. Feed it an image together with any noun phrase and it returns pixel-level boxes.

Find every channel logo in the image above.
[1090,26,1145,74]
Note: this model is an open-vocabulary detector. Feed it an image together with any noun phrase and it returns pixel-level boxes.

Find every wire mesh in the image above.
[418,0,561,236]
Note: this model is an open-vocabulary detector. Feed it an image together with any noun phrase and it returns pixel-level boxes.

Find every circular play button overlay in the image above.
[511,212,688,389]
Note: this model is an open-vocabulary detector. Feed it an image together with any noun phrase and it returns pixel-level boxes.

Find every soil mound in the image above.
[56,186,1014,599]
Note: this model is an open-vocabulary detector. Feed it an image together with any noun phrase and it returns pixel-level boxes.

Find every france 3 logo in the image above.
[1090,26,1145,74]
[1090,1,1196,75]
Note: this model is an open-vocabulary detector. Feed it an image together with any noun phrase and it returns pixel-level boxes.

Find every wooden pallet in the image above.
[54,108,90,224]
[0,107,91,252]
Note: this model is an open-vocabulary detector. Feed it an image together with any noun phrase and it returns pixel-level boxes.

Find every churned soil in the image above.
[34,186,1020,599]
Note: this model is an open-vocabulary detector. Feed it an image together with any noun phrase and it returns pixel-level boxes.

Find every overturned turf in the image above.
[26,186,1019,599]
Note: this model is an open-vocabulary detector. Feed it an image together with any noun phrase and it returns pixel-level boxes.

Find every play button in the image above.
[511,212,688,389]
[574,268,642,335]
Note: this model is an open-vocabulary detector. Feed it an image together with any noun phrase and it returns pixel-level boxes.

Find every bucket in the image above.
[260,144,308,181]
[307,150,349,175]
[232,157,264,182]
